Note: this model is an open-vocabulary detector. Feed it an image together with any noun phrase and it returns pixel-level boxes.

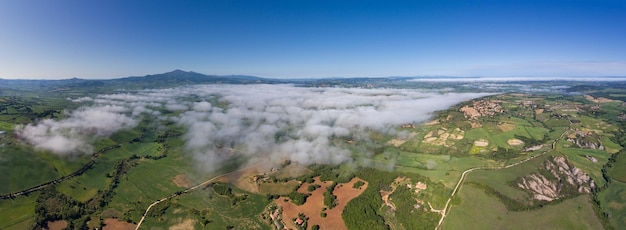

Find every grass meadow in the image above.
[610,153,626,183]
[0,192,37,229]
[444,185,603,230]
[599,181,626,229]
[140,184,271,230]
[466,153,553,201]
[0,146,89,194]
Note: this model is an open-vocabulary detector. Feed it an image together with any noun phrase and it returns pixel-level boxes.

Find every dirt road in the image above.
[435,128,568,229]
[134,164,259,230]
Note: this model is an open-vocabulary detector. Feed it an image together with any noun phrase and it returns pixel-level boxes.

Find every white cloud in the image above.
[17,106,137,155]
[192,101,212,112]
[161,84,488,171]
[22,84,489,171]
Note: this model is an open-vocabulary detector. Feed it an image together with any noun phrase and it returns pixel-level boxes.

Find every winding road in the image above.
[435,128,568,230]
[134,164,258,230]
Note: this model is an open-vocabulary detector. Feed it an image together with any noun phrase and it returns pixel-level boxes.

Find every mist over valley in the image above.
[18,84,491,171]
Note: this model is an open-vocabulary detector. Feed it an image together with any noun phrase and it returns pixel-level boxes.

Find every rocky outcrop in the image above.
[516,156,595,201]
[523,144,543,152]
[566,130,604,150]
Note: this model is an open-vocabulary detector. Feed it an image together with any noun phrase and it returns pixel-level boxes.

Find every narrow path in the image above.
[134,164,258,230]
[435,167,477,228]
[435,128,568,230]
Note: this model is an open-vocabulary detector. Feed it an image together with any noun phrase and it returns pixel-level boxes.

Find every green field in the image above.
[395,156,500,188]
[599,181,626,228]
[601,136,622,153]
[444,185,603,229]
[464,121,549,153]
[0,121,14,130]
[0,146,90,194]
[140,184,271,230]
[0,193,37,229]
[258,181,300,195]
[394,149,452,169]
[467,153,553,202]
[56,160,114,202]
[106,154,197,223]
[610,153,626,182]
[57,142,167,202]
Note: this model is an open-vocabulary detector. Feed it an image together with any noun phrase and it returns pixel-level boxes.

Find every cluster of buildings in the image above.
[460,100,503,119]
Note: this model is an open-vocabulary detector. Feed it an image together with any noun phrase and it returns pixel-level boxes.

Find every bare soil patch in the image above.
[471,121,482,128]
[585,95,619,103]
[218,165,264,193]
[474,139,489,147]
[387,132,417,147]
[169,218,196,230]
[278,176,368,230]
[422,128,463,147]
[332,178,368,212]
[380,189,396,211]
[173,174,192,188]
[380,177,409,211]
[102,218,136,230]
[45,220,67,230]
[388,138,407,147]
[218,162,311,194]
[507,139,524,146]
[425,120,440,126]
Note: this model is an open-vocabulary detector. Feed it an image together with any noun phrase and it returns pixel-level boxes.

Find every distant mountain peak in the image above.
[167,69,189,74]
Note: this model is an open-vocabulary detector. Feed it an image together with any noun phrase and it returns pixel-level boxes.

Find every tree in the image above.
[353,181,365,189]
[307,184,320,192]
[324,182,338,209]
[288,192,309,205]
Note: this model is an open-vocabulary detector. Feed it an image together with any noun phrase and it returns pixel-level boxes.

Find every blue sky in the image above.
[1,0,625,79]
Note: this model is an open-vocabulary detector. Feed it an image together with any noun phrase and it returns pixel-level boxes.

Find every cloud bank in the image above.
[19,84,489,171]
[17,105,136,154]
[410,76,626,82]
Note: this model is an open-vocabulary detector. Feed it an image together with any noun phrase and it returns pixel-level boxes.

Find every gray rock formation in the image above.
[516,156,595,201]
[567,131,605,150]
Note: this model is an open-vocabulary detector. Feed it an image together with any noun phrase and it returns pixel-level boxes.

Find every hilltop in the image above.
[0,70,278,93]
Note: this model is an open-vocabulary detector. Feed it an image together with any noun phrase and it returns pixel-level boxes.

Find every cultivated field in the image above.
[276,176,368,230]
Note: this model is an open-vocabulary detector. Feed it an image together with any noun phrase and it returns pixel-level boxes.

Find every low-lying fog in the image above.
[18,84,490,171]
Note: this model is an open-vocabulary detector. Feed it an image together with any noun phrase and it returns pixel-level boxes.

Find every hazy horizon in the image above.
[2,69,626,81]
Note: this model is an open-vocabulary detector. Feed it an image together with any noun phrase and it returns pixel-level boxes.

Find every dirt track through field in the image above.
[436,127,569,230]
[134,163,261,230]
